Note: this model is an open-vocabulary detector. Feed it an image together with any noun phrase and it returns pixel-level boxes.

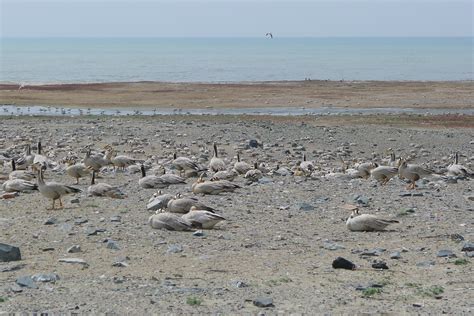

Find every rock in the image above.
[416,260,435,267]
[44,217,58,225]
[465,252,474,258]
[461,242,474,252]
[0,243,21,262]
[112,257,129,267]
[253,297,274,308]
[106,240,120,250]
[372,261,389,269]
[354,195,369,206]
[32,273,60,283]
[59,258,88,266]
[390,251,401,259]
[86,227,106,236]
[16,276,38,289]
[437,250,456,258]
[450,234,464,242]
[465,195,474,202]
[67,245,82,253]
[167,244,183,253]
[231,280,249,288]
[10,284,23,293]
[248,139,259,148]
[323,241,345,251]
[258,177,273,184]
[110,215,121,222]
[332,257,356,270]
[74,218,88,225]
[193,230,205,237]
[298,202,315,212]
[70,198,80,204]
[0,263,26,272]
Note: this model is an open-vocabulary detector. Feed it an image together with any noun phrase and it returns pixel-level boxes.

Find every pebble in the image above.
[461,242,474,252]
[298,202,315,212]
[74,218,88,225]
[332,257,356,270]
[16,276,38,289]
[437,250,456,258]
[390,251,401,259]
[106,240,120,250]
[231,280,249,288]
[59,258,88,266]
[416,260,435,267]
[0,243,21,262]
[323,241,345,251]
[67,245,82,253]
[44,217,58,225]
[193,230,205,237]
[167,244,183,253]
[372,261,389,269]
[32,273,60,283]
[253,297,274,308]
[248,139,259,148]
[110,215,122,222]
[70,198,80,204]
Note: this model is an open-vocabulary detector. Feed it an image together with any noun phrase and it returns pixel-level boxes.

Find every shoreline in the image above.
[1,80,473,110]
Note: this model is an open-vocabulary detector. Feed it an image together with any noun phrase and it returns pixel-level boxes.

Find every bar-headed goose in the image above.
[167,193,217,214]
[192,175,240,195]
[346,209,399,231]
[149,210,193,231]
[87,171,125,199]
[447,152,472,177]
[398,158,433,189]
[182,206,226,229]
[209,143,226,172]
[37,169,81,209]
[234,153,252,175]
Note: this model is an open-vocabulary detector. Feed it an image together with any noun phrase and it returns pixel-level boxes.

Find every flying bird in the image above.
[265,32,273,39]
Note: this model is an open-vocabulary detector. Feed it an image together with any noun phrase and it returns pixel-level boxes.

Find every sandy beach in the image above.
[1,80,473,109]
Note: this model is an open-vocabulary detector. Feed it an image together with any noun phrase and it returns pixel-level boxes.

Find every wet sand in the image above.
[1,80,473,109]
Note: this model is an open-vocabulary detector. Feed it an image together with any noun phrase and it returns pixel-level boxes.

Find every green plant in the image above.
[0,297,6,303]
[418,286,444,297]
[454,259,469,265]
[266,276,293,286]
[362,287,382,297]
[186,296,202,306]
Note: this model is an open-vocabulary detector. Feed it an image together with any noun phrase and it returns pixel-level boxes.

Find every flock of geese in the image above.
[1,141,472,232]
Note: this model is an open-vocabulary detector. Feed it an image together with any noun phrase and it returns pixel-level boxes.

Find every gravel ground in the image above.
[0,115,473,314]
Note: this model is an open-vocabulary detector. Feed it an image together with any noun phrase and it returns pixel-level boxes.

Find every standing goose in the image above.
[167,193,217,214]
[370,164,398,185]
[447,152,472,177]
[148,210,193,231]
[87,171,125,199]
[138,164,167,189]
[346,209,399,231]
[300,154,315,176]
[398,158,433,189]
[182,206,226,229]
[65,158,91,184]
[83,147,112,172]
[209,143,226,172]
[234,153,252,175]
[37,169,81,209]
[104,145,145,171]
[192,175,240,195]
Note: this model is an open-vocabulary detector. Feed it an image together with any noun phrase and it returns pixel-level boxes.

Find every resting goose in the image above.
[167,193,217,214]
[159,170,187,185]
[211,169,238,181]
[346,209,399,232]
[209,143,226,172]
[148,210,193,231]
[87,171,125,199]
[2,178,37,193]
[192,175,240,195]
[37,169,81,209]
[398,158,433,189]
[138,164,167,189]
[32,141,49,171]
[15,144,34,170]
[234,153,252,175]
[244,162,263,182]
[147,191,174,211]
[447,152,472,177]
[300,154,315,175]
[9,160,36,181]
[182,206,226,229]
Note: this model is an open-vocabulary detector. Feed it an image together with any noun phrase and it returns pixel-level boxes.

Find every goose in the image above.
[234,153,252,175]
[37,169,81,209]
[182,206,226,229]
[83,147,112,172]
[389,152,398,167]
[139,164,168,189]
[167,193,217,214]
[210,169,238,181]
[192,175,240,195]
[300,154,315,175]
[147,191,174,211]
[346,209,399,231]
[159,170,187,185]
[148,210,193,231]
[244,162,263,182]
[65,158,91,184]
[87,171,125,199]
[355,162,378,179]
[209,143,226,172]
[172,153,205,177]
[32,141,49,171]
[2,178,37,192]
[447,152,472,177]
[9,160,36,181]
[370,164,398,185]
[14,144,34,170]
[104,145,145,171]
[398,158,433,189]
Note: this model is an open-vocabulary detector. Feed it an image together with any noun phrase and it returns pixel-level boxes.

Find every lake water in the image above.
[1,37,472,83]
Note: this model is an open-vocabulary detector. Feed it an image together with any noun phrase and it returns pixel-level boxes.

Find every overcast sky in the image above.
[1,0,472,38]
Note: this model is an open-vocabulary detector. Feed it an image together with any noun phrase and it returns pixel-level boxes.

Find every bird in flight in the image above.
[265,32,273,39]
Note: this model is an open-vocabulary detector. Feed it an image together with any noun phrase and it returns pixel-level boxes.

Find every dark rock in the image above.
[390,251,401,259]
[461,242,474,252]
[32,273,60,283]
[332,257,356,270]
[112,261,128,268]
[44,217,58,225]
[106,240,120,250]
[86,227,106,236]
[67,245,82,253]
[248,139,259,148]
[167,244,183,253]
[113,276,126,283]
[0,243,21,262]
[298,202,315,212]
[253,297,274,308]
[16,276,38,289]
[372,261,389,269]
[437,250,456,258]
[354,195,369,206]
[193,230,205,237]
[450,234,464,242]
[70,198,80,204]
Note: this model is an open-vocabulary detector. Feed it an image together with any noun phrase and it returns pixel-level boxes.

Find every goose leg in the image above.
[50,199,55,210]
[59,198,64,208]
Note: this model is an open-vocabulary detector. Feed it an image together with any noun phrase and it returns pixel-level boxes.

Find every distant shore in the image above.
[0,80,472,110]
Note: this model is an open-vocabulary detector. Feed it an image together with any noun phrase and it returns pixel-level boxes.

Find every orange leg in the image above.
[59,198,64,208]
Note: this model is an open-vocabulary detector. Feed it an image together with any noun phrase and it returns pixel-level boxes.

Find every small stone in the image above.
[413,303,423,308]
[112,261,128,268]
[450,234,464,242]
[323,241,345,251]
[258,177,273,184]
[465,252,474,257]
[44,217,58,225]
[67,245,82,253]
[0,263,26,272]
[32,273,60,283]
[253,297,274,308]
[390,251,401,259]
[372,261,389,269]
[167,245,183,253]
[10,284,23,293]
[70,198,80,204]
[298,202,315,212]
[106,240,120,250]
[110,215,121,222]
[416,260,435,267]
[231,280,249,288]
[332,257,356,270]
[461,242,474,252]
[193,230,205,237]
[0,243,21,262]
[437,250,456,258]
[113,276,125,283]
[16,276,38,289]
[59,258,88,266]
[248,139,259,148]
[74,218,88,225]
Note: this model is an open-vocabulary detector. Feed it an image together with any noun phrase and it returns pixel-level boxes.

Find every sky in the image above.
[1,0,472,38]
